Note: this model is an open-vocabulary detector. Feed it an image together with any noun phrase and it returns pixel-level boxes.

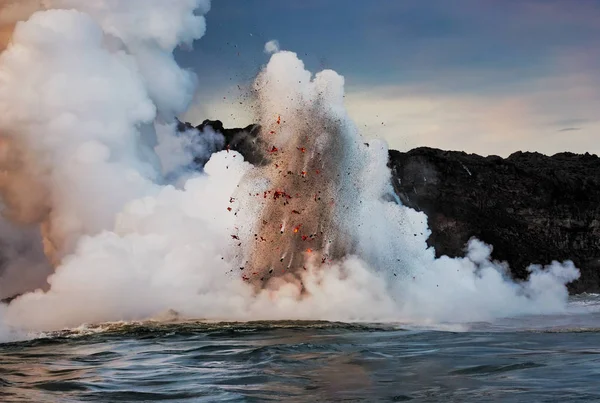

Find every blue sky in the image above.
[178,0,600,156]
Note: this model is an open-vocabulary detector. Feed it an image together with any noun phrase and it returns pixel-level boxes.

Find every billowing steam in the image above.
[0,1,580,339]
[264,39,280,54]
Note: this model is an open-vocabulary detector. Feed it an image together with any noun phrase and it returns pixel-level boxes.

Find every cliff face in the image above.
[389,148,600,293]
[191,121,600,293]
[178,119,266,166]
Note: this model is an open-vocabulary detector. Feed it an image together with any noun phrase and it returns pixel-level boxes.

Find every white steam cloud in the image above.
[0,5,580,339]
[264,39,280,54]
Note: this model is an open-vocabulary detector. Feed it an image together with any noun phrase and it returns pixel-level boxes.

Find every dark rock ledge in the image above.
[190,120,600,293]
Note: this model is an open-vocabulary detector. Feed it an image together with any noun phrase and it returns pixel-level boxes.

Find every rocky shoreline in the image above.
[389,147,600,294]
[191,120,600,293]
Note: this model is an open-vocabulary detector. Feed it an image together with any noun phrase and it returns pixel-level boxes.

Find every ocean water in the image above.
[1,295,600,402]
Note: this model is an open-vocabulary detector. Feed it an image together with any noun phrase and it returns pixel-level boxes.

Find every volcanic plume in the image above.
[241,71,363,286]
[0,1,582,338]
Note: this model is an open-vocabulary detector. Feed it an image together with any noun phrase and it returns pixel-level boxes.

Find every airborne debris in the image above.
[273,190,292,200]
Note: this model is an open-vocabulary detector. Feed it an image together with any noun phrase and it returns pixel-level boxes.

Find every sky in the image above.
[177,0,600,157]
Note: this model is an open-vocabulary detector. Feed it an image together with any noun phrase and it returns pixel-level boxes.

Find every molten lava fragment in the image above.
[291,210,300,214]
[273,190,292,200]
[277,115,281,124]
[227,207,232,212]
[270,146,278,153]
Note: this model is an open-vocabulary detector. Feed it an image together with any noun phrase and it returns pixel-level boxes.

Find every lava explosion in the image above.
[0,1,581,338]
[240,57,373,287]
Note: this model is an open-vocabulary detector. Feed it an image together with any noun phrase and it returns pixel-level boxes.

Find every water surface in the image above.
[1,296,600,402]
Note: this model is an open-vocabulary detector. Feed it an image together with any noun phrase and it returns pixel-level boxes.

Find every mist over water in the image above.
[0,1,581,339]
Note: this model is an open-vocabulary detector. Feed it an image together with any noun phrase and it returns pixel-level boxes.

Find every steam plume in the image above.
[0,4,581,337]
[264,39,280,54]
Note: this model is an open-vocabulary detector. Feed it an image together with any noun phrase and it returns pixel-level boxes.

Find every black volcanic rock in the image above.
[389,147,600,293]
[188,119,267,166]
[181,120,600,293]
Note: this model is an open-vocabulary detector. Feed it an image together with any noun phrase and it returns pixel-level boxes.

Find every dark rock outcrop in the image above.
[389,148,600,293]
[179,119,267,166]
[183,121,600,293]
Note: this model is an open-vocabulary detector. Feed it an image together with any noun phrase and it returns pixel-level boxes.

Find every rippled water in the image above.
[1,296,600,402]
